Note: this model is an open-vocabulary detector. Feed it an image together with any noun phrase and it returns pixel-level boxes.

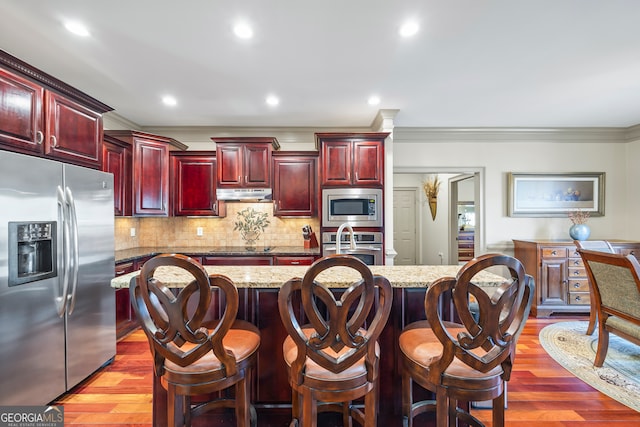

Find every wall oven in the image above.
[322,231,383,265]
[322,188,383,228]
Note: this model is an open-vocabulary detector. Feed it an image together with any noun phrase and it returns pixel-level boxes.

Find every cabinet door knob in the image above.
[35,131,44,144]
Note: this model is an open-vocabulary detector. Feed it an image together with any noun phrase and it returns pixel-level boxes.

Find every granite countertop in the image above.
[115,246,321,263]
[111,264,507,289]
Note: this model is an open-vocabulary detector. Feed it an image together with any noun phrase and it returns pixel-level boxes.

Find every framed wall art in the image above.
[507,172,605,217]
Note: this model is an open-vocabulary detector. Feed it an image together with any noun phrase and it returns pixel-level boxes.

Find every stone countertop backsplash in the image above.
[115,246,321,264]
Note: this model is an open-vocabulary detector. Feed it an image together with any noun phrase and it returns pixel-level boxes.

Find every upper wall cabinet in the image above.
[170,151,221,216]
[102,134,132,216]
[316,132,388,188]
[212,137,280,188]
[105,130,187,217]
[272,152,318,217]
[0,51,112,169]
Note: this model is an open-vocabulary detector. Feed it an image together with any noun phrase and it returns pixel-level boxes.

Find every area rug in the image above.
[539,320,640,412]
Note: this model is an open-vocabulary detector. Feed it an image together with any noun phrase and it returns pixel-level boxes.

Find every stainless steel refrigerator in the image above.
[0,150,116,405]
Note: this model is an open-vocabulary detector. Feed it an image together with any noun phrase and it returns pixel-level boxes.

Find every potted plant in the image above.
[234,207,270,249]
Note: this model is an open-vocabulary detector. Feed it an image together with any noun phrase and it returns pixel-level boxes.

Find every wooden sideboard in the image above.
[513,239,640,317]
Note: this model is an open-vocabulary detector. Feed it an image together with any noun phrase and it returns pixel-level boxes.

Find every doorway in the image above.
[393,167,484,265]
[393,188,419,265]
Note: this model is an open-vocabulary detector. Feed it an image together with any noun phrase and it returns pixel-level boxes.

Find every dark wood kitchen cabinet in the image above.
[316,132,388,187]
[0,52,112,168]
[114,261,136,340]
[202,256,274,266]
[105,130,187,216]
[170,151,220,216]
[212,137,280,188]
[272,151,318,217]
[114,255,153,340]
[274,256,316,265]
[102,134,132,216]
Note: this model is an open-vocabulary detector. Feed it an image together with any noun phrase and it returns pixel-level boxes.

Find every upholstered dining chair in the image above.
[577,248,640,367]
[574,240,615,335]
[130,253,260,427]
[278,254,392,427]
[399,254,534,427]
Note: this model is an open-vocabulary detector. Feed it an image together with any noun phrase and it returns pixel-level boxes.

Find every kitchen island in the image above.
[111,261,507,426]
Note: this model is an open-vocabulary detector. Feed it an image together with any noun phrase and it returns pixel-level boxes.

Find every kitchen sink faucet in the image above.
[335,223,357,254]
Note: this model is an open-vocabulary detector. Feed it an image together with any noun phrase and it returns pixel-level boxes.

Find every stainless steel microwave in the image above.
[322,188,383,228]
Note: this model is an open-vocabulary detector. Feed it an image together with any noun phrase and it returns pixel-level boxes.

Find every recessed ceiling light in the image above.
[162,95,177,107]
[368,95,381,106]
[64,20,90,37]
[399,21,419,38]
[234,22,254,39]
[266,95,279,106]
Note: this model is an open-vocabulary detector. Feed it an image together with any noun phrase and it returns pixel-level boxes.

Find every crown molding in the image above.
[625,124,640,142]
[103,112,141,131]
[139,125,372,146]
[371,109,400,132]
[0,49,113,113]
[393,127,628,143]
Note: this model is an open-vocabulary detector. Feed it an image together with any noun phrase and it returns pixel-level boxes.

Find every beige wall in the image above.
[393,134,630,252]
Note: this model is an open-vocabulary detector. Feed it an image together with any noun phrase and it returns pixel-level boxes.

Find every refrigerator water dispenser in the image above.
[8,221,57,286]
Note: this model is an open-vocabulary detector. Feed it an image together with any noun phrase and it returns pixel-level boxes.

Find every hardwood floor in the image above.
[54,316,640,426]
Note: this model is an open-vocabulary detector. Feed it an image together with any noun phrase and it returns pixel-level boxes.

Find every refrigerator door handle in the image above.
[65,186,80,315]
[56,186,71,317]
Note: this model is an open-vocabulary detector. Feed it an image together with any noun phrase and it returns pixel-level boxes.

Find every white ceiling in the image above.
[2,0,640,129]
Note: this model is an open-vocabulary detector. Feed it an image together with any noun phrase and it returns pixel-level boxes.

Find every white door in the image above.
[394,188,418,265]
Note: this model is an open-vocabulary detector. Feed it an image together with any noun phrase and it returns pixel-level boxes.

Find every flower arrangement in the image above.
[568,209,590,225]
[423,175,441,200]
[423,175,441,220]
[234,207,270,245]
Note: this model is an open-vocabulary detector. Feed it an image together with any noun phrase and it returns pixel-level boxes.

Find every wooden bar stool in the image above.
[278,254,392,427]
[130,253,260,427]
[399,254,534,427]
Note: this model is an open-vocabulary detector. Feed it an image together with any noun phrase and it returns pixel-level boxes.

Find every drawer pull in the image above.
[574,260,580,265]
[573,283,580,288]
[290,261,300,265]
[551,250,557,255]
[575,295,582,302]
[574,270,580,275]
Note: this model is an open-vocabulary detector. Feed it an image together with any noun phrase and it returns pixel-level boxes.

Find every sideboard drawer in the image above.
[568,292,590,305]
[568,267,586,277]
[542,247,568,258]
[569,279,589,292]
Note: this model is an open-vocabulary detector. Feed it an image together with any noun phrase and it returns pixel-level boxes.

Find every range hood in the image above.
[216,188,272,201]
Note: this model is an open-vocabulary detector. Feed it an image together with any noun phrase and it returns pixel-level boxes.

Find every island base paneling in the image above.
[151,287,446,426]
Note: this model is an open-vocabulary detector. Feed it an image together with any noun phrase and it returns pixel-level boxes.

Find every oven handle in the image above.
[324,245,382,252]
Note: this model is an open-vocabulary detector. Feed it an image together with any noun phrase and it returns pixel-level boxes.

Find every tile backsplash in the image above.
[114,202,319,251]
